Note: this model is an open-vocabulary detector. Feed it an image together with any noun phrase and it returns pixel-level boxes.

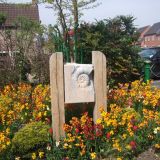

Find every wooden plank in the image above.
[102,53,107,111]
[49,53,60,141]
[92,51,107,122]
[56,53,65,137]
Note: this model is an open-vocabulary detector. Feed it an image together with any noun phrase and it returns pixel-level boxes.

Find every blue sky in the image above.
[7,0,160,28]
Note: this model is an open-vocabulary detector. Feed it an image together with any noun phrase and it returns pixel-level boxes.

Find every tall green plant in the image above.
[79,16,142,86]
[40,0,100,62]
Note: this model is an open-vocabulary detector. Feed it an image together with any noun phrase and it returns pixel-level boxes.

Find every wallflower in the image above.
[90,152,96,159]
[130,141,136,150]
[0,83,51,153]
[133,126,138,131]
[49,128,53,135]
[63,143,69,149]
[153,127,160,134]
[32,153,36,160]
[80,149,86,156]
[155,144,160,149]
[117,158,122,160]
[39,151,44,158]
[96,118,102,124]
[106,133,111,139]
[122,134,127,140]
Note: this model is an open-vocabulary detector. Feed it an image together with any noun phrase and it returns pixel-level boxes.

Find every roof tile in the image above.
[0,3,39,27]
[145,22,160,36]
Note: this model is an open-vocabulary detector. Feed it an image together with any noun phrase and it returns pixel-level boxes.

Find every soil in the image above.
[136,148,160,160]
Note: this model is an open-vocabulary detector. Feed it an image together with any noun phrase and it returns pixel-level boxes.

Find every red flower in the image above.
[133,126,138,131]
[96,130,102,137]
[75,128,79,134]
[49,128,53,135]
[106,133,111,139]
[68,29,74,36]
[130,141,136,149]
[46,118,51,124]
[35,117,40,121]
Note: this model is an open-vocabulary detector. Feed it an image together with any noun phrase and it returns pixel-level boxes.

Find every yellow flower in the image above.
[122,134,127,139]
[117,158,122,160]
[101,111,107,117]
[90,152,96,159]
[39,151,44,158]
[32,153,36,160]
[110,130,114,135]
[155,144,160,149]
[6,140,11,146]
[15,157,21,160]
[63,143,69,149]
[80,149,86,156]
[126,145,131,150]
[96,118,102,124]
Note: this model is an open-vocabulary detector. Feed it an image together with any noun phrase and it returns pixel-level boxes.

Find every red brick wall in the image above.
[141,35,160,48]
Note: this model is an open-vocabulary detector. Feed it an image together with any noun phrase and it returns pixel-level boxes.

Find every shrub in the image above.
[12,121,50,156]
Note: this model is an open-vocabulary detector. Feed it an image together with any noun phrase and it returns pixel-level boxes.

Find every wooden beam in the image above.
[92,51,107,122]
[50,52,65,141]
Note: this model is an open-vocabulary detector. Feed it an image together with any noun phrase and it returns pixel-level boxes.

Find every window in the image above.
[0,60,4,68]
[145,37,148,41]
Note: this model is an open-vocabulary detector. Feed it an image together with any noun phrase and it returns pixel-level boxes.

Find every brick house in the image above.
[138,22,160,48]
[0,1,39,70]
[137,25,151,47]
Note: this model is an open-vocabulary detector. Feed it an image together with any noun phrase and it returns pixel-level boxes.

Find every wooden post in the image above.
[92,51,107,122]
[49,52,65,141]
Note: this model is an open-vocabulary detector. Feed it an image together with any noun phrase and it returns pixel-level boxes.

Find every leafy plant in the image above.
[11,121,50,156]
[0,12,7,25]
[79,16,143,86]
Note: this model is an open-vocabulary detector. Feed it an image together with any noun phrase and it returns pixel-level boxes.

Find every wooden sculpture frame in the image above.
[50,51,107,141]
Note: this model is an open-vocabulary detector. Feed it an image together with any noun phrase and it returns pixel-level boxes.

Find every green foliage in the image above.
[79,16,143,86]
[0,12,7,25]
[0,16,50,85]
[11,121,50,156]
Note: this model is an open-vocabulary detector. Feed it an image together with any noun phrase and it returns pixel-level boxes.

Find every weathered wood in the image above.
[49,53,65,141]
[92,51,107,122]
[102,53,107,110]
[56,53,65,137]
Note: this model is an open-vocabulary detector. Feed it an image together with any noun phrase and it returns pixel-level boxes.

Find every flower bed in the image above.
[0,81,160,159]
[0,83,51,158]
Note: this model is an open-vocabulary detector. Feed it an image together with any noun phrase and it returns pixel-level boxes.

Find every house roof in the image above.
[0,3,39,27]
[137,26,150,34]
[145,22,160,36]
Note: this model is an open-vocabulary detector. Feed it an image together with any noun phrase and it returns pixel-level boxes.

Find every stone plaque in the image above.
[64,63,95,103]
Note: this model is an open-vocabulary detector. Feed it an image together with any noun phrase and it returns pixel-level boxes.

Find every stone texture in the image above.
[64,63,95,103]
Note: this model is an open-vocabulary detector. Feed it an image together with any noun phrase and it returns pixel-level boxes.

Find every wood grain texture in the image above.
[56,53,65,137]
[50,53,65,141]
[92,51,107,122]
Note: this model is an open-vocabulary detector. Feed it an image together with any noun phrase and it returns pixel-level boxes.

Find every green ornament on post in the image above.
[144,60,151,83]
